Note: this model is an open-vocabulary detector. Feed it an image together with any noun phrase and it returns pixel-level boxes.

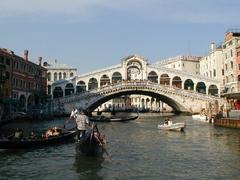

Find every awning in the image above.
[221,92,240,99]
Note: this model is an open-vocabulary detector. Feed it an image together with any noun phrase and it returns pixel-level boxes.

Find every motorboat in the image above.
[158,121,185,131]
[192,114,212,123]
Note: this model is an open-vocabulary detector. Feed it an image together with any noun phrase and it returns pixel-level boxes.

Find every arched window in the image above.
[172,76,182,88]
[70,72,74,77]
[196,82,206,94]
[147,71,158,83]
[88,78,98,90]
[112,72,122,84]
[184,79,194,90]
[47,72,51,81]
[160,74,170,85]
[53,87,63,98]
[100,74,110,87]
[76,81,86,93]
[63,72,67,79]
[208,85,218,96]
[65,83,74,96]
[54,72,57,81]
[59,72,62,80]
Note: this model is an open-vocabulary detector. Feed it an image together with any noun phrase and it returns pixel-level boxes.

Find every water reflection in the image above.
[74,148,104,180]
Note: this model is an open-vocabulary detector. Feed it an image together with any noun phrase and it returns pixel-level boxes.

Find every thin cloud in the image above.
[0,0,239,24]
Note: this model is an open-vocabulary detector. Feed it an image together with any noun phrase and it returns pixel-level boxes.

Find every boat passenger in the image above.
[93,125,106,146]
[30,131,37,139]
[14,128,23,139]
[70,107,78,119]
[52,127,61,136]
[45,128,54,139]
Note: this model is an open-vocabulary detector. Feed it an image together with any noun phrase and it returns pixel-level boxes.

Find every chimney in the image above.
[38,57,42,66]
[23,50,29,61]
[210,42,216,52]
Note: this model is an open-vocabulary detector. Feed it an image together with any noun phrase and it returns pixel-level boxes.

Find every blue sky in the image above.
[0,0,240,74]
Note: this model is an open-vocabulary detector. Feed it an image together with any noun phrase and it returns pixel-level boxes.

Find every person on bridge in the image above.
[75,109,89,140]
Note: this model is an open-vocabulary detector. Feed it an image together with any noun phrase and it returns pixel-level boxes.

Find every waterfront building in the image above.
[156,55,201,75]
[199,43,224,95]
[43,60,77,96]
[221,30,240,94]
[0,48,47,120]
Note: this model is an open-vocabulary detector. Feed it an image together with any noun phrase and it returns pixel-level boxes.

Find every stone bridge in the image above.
[53,81,222,114]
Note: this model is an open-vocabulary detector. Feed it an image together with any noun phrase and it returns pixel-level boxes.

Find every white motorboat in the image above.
[158,121,185,131]
[191,114,213,123]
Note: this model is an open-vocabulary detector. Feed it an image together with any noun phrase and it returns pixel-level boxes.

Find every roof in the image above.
[43,61,77,70]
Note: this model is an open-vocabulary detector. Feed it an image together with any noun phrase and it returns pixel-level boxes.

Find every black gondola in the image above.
[89,114,139,122]
[77,128,104,156]
[0,130,77,149]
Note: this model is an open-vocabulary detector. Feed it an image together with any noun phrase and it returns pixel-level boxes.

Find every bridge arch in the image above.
[208,84,218,96]
[65,83,74,96]
[85,89,188,113]
[53,87,63,98]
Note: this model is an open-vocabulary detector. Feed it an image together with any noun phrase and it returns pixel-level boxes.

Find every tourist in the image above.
[30,131,37,139]
[93,125,106,146]
[14,128,23,139]
[52,127,61,136]
[75,109,89,140]
[45,128,54,139]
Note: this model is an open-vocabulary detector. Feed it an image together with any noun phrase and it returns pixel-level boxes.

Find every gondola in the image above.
[76,130,104,156]
[89,114,139,122]
[0,130,77,149]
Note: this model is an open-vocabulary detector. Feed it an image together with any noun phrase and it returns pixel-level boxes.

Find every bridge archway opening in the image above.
[86,90,188,114]
[160,74,170,85]
[65,83,74,96]
[184,79,194,90]
[196,82,206,94]
[77,81,86,93]
[208,85,218,96]
[112,72,122,84]
[172,76,182,88]
[53,87,63,98]
[148,71,158,83]
[100,74,110,87]
[88,78,98,90]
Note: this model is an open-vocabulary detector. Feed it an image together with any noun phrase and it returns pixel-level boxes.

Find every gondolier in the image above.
[75,109,89,140]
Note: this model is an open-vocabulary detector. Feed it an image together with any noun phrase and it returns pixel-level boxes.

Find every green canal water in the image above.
[0,114,239,179]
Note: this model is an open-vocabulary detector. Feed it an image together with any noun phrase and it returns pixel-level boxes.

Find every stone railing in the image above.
[53,80,221,105]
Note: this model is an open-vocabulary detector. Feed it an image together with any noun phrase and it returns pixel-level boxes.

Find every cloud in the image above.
[0,0,239,24]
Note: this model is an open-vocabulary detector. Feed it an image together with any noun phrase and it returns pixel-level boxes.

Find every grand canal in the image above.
[0,114,239,179]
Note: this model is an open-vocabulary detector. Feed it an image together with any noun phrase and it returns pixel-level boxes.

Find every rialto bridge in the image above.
[51,55,222,114]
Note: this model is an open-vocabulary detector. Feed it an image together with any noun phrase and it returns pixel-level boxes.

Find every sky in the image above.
[0,0,240,74]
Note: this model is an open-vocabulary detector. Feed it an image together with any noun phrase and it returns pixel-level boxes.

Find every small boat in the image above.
[158,122,185,131]
[77,129,104,156]
[0,130,76,149]
[89,114,139,122]
[192,114,212,123]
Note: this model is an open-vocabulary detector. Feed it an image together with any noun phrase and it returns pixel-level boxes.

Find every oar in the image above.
[102,145,112,160]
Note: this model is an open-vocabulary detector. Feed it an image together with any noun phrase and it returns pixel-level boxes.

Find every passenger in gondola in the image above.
[14,128,23,139]
[45,128,54,139]
[29,131,37,139]
[52,127,61,136]
[75,109,89,140]
[93,125,106,146]
[70,107,78,119]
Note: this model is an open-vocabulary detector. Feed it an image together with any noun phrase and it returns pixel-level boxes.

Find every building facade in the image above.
[43,60,77,96]
[156,55,201,75]
[0,48,47,120]
[199,42,224,86]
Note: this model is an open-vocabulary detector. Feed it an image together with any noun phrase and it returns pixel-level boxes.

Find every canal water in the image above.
[0,114,239,180]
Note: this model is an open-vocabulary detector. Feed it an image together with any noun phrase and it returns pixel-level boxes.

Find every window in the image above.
[6,58,10,65]
[0,56,4,64]
[54,72,57,81]
[225,64,228,71]
[59,72,62,80]
[239,64,240,70]
[231,61,233,69]
[231,50,233,57]
[63,72,66,79]
[5,71,10,80]
[70,72,74,77]
[47,72,51,81]
[222,69,224,75]
[213,69,216,77]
